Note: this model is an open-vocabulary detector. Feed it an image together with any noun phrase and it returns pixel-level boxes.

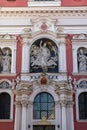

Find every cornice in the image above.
[0,7,87,18]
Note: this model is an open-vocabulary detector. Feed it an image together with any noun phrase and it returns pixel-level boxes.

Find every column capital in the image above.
[22,37,30,45]
[67,101,74,107]
[21,100,28,107]
[15,101,21,108]
[59,100,67,107]
[57,34,68,44]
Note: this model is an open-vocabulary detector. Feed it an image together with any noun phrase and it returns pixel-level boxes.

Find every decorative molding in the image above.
[0,7,87,18]
[72,34,87,40]
[0,34,17,47]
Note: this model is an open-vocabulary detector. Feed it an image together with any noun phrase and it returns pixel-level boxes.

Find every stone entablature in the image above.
[0,7,87,18]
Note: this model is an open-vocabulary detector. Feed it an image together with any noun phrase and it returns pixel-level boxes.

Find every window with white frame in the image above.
[76,80,87,120]
[0,92,11,119]
[0,80,13,120]
[33,92,55,119]
[78,92,87,120]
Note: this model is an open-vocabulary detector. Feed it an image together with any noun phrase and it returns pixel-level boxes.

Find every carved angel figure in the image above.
[30,40,58,72]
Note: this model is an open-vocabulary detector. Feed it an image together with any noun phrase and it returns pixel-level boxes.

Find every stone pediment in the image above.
[31,16,57,33]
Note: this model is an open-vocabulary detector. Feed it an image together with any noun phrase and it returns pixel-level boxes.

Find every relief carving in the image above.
[30,38,58,73]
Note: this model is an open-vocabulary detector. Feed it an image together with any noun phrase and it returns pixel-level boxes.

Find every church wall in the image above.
[0,0,27,7]
[0,6,87,130]
[66,35,73,75]
[62,0,87,6]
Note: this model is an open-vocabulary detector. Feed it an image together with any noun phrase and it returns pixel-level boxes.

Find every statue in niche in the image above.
[78,49,87,73]
[2,50,11,73]
[30,39,58,73]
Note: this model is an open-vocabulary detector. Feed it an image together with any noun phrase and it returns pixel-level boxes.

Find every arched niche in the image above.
[0,47,12,73]
[30,38,58,73]
[77,47,87,73]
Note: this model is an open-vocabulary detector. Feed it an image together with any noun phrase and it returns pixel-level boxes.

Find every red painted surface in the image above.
[62,0,87,6]
[75,122,87,130]
[66,35,73,75]
[16,36,22,74]
[0,122,14,130]
[0,0,27,7]
[0,0,87,6]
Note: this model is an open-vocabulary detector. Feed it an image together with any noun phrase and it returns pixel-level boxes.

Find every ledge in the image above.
[28,1,61,7]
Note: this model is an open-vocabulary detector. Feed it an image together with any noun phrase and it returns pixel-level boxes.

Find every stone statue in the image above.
[78,49,87,73]
[2,50,11,73]
[39,40,50,71]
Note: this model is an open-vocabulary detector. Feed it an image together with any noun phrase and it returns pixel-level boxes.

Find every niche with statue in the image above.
[77,47,87,73]
[0,47,11,73]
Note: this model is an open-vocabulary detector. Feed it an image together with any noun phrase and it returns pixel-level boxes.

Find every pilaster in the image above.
[21,35,30,73]
[14,101,22,130]
[58,34,67,73]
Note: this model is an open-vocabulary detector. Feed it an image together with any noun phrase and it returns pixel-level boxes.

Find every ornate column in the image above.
[21,36,30,73]
[21,100,28,130]
[67,102,74,130]
[14,101,21,130]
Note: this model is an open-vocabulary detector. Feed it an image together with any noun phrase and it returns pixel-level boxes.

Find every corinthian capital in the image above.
[21,100,28,107]
[22,37,29,45]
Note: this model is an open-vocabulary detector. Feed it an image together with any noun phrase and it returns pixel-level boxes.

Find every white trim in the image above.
[28,1,61,7]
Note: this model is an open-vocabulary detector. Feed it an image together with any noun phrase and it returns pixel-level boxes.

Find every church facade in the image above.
[0,1,87,130]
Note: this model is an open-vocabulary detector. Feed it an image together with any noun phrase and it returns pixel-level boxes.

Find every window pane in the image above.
[79,92,87,119]
[33,92,55,119]
[41,93,47,102]
[0,93,10,119]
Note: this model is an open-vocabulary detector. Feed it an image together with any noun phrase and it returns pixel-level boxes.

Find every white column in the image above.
[72,47,78,73]
[21,37,29,73]
[11,47,16,73]
[21,101,27,130]
[61,102,67,130]
[59,37,67,72]
[55,102,61,130]
[67,103,74,130]
[27,101,33,130]
[14,102,21,130]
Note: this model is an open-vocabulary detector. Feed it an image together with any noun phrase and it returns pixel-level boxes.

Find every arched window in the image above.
[33,92,55,119]
[79,92,87,120]
[0,92,11,119]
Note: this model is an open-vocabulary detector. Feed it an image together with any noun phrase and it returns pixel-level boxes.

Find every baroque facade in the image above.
[0,1,87,130]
